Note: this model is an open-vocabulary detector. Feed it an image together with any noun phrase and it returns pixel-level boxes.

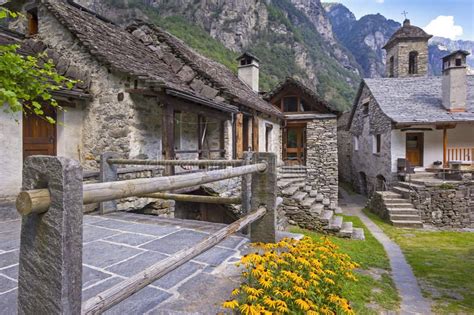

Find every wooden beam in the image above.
[81,207,267,315]
[16,163,267,215]
[443,127,448,167]
[158,94,230,121]
[107,159,242,166]
[235,113,244,158]
[252,115,259,152]
[142,192,241,204]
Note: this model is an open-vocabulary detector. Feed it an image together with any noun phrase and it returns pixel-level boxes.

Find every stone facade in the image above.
[349,85,393,195]
[337,112,352,184]
[306,118,338,208]
[385,39,429,78]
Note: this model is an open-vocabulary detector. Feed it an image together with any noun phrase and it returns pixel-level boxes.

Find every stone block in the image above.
[152,261,203,290]
[83,241,143,268]
[106,251,168,277]
[105,233,157,247]
[140,229,208,254]
[82,266,111,289]
[193,246,237,266]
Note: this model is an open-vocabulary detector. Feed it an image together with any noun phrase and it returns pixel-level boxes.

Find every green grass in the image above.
[364,209,474,314]
[291,215,400,314]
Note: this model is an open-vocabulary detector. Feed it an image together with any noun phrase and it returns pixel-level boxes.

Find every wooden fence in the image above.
[15,152,277,315]
[447,147,474,164]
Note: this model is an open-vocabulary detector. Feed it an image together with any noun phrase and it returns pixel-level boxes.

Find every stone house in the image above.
[342,20,474,228]
[0,0,345,230]
[0,0,281,202]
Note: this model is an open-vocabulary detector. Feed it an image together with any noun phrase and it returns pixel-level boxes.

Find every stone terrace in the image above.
[0,209,250,314]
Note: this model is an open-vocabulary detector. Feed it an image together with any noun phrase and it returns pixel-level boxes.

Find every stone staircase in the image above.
[379,191,423,228]
[278,166,365,240]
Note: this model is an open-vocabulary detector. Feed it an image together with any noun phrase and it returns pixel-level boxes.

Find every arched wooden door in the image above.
[23,107,57,159]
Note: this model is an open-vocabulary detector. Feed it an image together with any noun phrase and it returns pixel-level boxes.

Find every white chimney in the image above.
[442,50,470,112]
[237,52,260,93]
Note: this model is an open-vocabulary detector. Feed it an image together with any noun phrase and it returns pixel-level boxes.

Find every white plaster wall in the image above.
[0,112,23,197]
[57,106,84,162]
[258,116,281,162]
[390,124,474,171]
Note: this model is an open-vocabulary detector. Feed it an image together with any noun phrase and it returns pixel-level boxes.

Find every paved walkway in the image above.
[339,189,432,315]
[0,209,250,314]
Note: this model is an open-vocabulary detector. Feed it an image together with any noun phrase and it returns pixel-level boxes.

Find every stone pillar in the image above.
[250,152,277,243]
[306,118,338,209]
[18,156,83,315]
[100,152,119,214]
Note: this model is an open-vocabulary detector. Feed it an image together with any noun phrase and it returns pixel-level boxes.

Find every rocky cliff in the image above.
[72,0,361,110]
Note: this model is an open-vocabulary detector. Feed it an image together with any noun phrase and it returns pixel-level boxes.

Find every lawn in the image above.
[291,215,400,314]
[364,209,474,314]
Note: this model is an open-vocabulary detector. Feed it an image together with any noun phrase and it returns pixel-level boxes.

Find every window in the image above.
[389,56,394,77]
[408,51,418,74]
[283,97,298,112]
[27,9,39,36]
[354,136,359,151]
[362,102,369,115]
[455,58,462,66]
[265,124,273,152]
[373,134,381,154]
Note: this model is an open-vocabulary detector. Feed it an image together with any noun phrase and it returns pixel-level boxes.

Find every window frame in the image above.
[373,134,382,155]
[354,136,359,151]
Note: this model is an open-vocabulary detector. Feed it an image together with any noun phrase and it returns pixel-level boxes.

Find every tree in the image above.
[0,7,75,123]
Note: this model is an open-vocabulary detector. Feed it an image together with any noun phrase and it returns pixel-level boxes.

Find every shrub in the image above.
[223,237,359,314]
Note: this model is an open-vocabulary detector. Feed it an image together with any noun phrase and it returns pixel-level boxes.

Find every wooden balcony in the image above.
[447,147,474,164]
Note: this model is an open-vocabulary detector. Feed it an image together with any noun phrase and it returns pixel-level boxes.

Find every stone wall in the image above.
[385,39,429,77]
[409,182,474,228]
[337,112,352,184]
[306,118,338,208]
[349,85,393,195]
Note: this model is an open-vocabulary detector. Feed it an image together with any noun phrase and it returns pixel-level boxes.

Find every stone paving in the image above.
[0,208,250,314]
[339,189,433,315]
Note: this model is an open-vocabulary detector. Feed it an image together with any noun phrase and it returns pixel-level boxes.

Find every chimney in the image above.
[237,52,260,93]
[441,50,470,112]
[403,19,410,27]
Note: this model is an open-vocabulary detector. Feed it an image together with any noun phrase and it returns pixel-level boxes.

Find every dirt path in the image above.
[339,189,432,315]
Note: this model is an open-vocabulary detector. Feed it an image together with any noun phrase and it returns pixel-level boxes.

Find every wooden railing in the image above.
[15,152,277,315]
[447,147,474,163]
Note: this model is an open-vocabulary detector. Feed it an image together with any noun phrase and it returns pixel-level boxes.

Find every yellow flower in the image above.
[324,277,335,285]
[293,285,307,295]
[295,298,311,311]
[239,303,260,315]
[247,294,258,302]
[276,300,288,313]
[263,296,277,308]
[231,288,240,296]
[259,277,272,289]
[222,299,239,309]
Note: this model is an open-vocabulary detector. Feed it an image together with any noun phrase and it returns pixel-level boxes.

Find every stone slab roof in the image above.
[383,19,432,50]
[42,0,280,117]
[364,76,474,124]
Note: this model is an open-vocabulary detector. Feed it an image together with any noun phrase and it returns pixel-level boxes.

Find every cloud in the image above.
[424,16,463,40]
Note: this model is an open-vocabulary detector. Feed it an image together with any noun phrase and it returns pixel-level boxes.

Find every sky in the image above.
[324,0,474,41]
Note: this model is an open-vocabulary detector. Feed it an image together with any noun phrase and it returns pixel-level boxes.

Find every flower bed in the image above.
[223,237,359,314]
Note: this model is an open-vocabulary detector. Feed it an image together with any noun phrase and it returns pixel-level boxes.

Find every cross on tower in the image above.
[401,10,408,19]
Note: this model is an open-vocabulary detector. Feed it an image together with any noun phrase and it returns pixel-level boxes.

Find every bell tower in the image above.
[383,19,432,78]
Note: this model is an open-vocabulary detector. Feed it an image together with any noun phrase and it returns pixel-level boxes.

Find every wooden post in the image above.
[252,115,259,152]
[241,152,253,235]
[100,152,119,214]
[250,152,277,243]
[235,112,243,158]
[18,156,83,314]
[443,127,448,167]
[162,103,175,175]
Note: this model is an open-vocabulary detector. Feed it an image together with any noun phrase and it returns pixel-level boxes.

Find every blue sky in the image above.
[324,0,474,40]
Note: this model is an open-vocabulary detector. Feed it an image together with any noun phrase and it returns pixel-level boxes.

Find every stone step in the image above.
[282,184,303,196]
[292,191,308,202]
[392,186,411,197]
[324,215,343,231]
[390,220,423,228]
[352,227,365,240]
[279,173,308,179]
[380,191,402,198]
[277,178,305,190]
[389,214,422,221]
[338,221,353,238]
[310,204,324,216]
[301,197,316,208]
[320,210,333,224]
[280,166,307,170]
[387,208,420,215]
[385,202,415,208]
[382,197,409,203]
[398,182,425,190]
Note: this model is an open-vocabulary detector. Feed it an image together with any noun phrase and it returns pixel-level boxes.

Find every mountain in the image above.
[71,0,362,110]
[324,2,474,77]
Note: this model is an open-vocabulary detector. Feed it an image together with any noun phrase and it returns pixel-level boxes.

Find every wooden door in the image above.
[406,133,423,167]
[23,107,57,159]
[283,125,306,165]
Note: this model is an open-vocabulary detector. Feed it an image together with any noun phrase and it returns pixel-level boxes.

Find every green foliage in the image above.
[0,7,75,123]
